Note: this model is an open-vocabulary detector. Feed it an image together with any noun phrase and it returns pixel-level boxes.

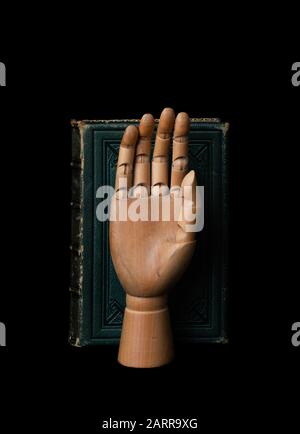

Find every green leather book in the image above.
[69,118,229,346]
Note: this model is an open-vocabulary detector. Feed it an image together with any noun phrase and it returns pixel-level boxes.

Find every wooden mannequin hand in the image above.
[109,108,197,367]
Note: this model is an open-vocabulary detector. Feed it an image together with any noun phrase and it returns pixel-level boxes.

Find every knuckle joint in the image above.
[153,155,168,163]
[172,156,188,171]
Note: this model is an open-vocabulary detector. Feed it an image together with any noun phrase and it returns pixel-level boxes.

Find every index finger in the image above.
[171,112,190,191]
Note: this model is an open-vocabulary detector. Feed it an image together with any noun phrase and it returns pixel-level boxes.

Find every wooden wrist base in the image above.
[118,294,174,368]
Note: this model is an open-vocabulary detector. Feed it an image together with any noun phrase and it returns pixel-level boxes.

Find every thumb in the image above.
[176,170,197,243]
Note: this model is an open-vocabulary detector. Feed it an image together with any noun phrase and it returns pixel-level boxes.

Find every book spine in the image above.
[69,122,84,346]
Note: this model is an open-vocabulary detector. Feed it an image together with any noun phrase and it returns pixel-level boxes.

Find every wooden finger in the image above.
[133,113,154,197]
[171,112,190,191]
[151,108,175,190]
[177,170,197,242]
[115,125,138,196]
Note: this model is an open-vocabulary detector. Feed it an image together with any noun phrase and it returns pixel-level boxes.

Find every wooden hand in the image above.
[109,108,197,367]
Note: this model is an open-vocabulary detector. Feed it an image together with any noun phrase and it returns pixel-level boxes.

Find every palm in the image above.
[110,196,196,297]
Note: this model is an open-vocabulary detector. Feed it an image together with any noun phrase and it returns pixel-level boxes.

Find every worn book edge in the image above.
[71,117,222,124]
[71,118,229,137]
[69,122,85,347]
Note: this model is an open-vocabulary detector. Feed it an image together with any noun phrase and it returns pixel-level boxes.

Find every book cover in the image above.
[69,118,229,346]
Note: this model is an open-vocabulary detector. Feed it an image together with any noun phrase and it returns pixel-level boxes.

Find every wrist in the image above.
[118,293,173,368]
[125,294,168,312]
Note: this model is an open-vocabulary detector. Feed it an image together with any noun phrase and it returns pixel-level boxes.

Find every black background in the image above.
[0,13,299,433]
